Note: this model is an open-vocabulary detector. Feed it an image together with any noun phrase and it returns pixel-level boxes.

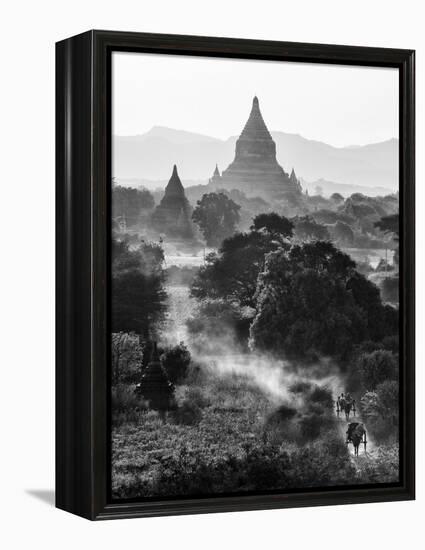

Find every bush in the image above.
[111,384,147,425]
[381,335,399,354]
[173,400,203,426]
[309,386,334,409]
[161,342,191,384]
[357,350,398,390]
[380,276,399,303]
[360,381,399,443]
[111,332,143,385]
[356,445,399,483]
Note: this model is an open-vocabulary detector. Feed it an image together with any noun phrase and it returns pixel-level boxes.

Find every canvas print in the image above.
[111,53,400,500]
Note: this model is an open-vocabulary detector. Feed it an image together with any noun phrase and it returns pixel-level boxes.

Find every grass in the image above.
[111,365,399,499]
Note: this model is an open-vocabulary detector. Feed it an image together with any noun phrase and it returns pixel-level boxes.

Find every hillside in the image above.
[113,126,398,191]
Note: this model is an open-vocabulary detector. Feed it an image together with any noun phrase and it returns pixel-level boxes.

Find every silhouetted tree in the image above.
[330,220,354,246]
[356,350,398,390]
[375,213,399,265]
[191,214,293,309]
[251,212,294,241]
[111,238,166,336]
[250,241,397,359]
[192,192,241,246]
[112,185,155,226]
[293,216,330,242]
[330,192,345,204]
[161,343,191,384]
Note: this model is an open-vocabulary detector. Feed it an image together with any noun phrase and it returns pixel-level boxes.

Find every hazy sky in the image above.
[112,52,398,148]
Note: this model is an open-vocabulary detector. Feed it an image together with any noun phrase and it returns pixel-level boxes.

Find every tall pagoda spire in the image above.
[240,96,272,140]
[220,96,303,200]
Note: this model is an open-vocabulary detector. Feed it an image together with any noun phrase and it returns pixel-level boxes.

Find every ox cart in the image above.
[346,422,367,456]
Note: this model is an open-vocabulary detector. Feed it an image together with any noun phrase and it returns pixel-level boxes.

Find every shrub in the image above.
[161,342,191,384]
[173,400,203,425]
[381,335,399,354]
[111,384,147,425]
[357,350,398,390]
[356,445,399,483]
[380,276,399,303]
[309,386,333,409]
[111,332,143,385]
[360,381,399,443]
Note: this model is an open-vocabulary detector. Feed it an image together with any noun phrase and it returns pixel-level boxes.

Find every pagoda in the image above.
[151,165,194,238]
[221,97,302,200]
[208,164,223,190]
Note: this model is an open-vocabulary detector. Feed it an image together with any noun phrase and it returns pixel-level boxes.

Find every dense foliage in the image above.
[250,241,398,359]
[161,343,192,384]
[191,213,293,309]
[111,238,167,335]
[111,332,143,385]
[192,192,241,246]
[112,184,155,226]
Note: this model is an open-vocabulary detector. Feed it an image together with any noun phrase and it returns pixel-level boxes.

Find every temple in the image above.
[220,97,302,201]
[151,165,194,238]
[208,164,222,190]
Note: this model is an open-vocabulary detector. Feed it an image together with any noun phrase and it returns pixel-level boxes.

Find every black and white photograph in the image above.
[2,0,421,545]
[111,52,402,500]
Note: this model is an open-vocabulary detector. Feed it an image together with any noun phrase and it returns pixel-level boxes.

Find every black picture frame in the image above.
[56,29,415,520]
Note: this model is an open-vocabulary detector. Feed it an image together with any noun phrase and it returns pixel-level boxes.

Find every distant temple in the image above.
[220,96,302,201]
[151,165,194,238]
[208,164,222,190]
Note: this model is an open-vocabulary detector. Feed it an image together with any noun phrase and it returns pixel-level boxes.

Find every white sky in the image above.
[112,52,399,148]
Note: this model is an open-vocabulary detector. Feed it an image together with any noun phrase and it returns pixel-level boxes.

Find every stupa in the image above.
[221,97,302,200]
[208,164,223,190]
[151,165,194,238]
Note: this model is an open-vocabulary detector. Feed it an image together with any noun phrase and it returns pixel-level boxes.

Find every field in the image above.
[112,360,399,500]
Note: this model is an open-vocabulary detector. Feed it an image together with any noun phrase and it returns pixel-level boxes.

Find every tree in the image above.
[112,185,155,226]
[375,213,399,265]
[161,343,191,384]
[191,215,293,309]
[192,192,241,246]
[330,192,344,204]
[356,350,398,390]
[111,332,143,385]
[250,212,294,241]
[250,241,396,359]
[360,380,399,441]
[346,272,398,341]
[330,220,354,246]
[111,238,167,336]
[293,216,330,242]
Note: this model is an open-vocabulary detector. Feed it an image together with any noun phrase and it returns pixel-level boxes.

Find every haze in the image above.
[112,52,399,148]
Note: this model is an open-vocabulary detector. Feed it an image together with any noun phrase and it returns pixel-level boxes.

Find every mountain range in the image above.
[113,126,398,194]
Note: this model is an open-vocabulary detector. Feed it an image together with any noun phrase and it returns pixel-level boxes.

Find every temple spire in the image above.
[240,96,272,140]
[164,164,185,197]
